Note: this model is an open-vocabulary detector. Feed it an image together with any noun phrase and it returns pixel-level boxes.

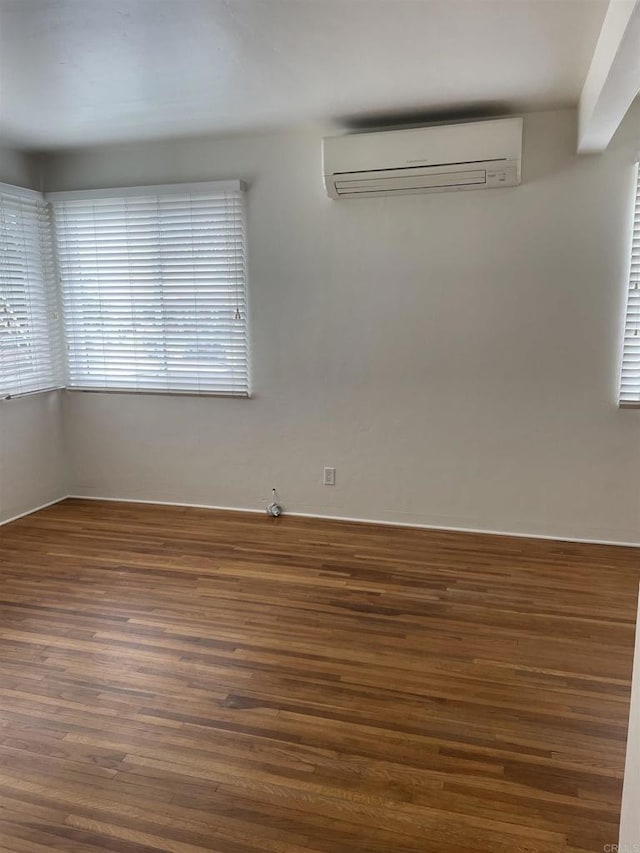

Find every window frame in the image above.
[47,180,250,399]
[619,162,640,407]
[0,181,63,400]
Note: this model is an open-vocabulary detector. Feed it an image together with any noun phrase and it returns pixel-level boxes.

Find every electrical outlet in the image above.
[323,467,336,486]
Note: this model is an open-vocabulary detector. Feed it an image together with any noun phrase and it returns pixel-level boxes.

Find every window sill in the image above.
[64,387,251,399]
[1,386,64,401]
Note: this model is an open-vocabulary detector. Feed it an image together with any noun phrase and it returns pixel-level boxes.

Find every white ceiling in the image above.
[0,0,608,151]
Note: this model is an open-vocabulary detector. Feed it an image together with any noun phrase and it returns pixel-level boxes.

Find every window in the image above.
[620,165,640,406]
[0,183,62,397]
[50,181,249,396]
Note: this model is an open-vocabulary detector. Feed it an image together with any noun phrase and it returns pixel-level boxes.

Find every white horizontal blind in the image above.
[51,182,248,395]
[620,165,640,405]
[0,184,62,397]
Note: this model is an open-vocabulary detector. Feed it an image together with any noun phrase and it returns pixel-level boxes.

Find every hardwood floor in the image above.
[0,499,638,852]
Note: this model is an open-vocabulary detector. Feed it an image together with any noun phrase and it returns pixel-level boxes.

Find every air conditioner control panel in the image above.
[485,164,520,187]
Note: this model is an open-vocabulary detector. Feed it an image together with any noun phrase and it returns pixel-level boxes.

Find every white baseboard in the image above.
[0,496,68,528]
[4,492,640,549]
[62,493,640,549]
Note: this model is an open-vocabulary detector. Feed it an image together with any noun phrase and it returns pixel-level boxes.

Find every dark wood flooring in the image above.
[0,498,638,852]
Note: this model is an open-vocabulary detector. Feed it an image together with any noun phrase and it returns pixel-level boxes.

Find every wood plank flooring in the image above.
[0,498,638,852]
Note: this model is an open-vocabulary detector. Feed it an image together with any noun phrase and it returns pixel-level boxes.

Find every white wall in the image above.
[0,147,67,524]
[620,585,640,847]
[42,107,640,542]
[0,146,40,190]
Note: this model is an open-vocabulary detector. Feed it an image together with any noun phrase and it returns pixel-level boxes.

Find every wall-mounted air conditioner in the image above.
[323,117,522,199]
